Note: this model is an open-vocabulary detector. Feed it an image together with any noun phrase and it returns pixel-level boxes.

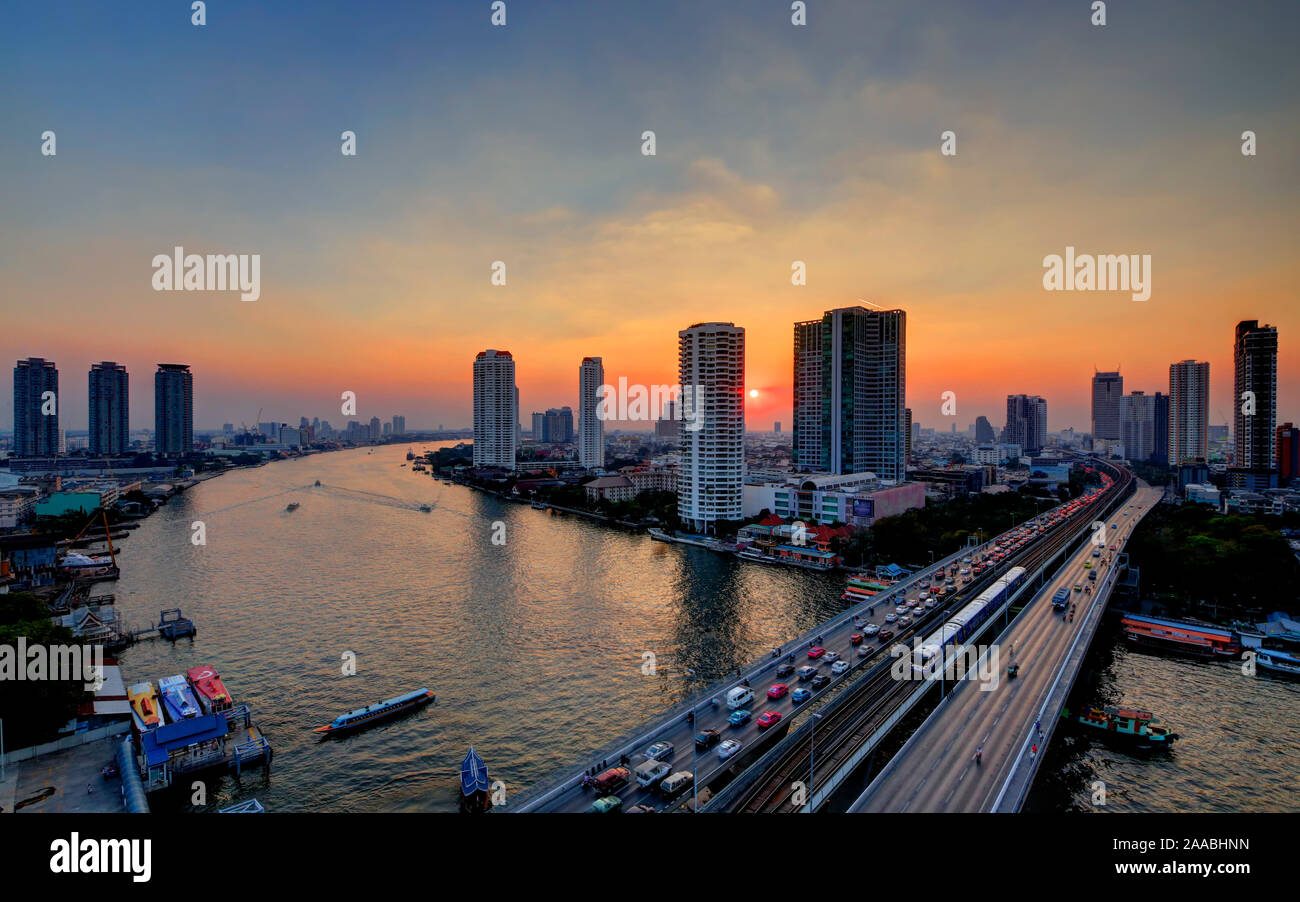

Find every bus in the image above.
[1052,588,1070,610]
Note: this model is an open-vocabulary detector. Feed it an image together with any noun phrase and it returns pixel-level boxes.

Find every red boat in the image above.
[186,665,233,713]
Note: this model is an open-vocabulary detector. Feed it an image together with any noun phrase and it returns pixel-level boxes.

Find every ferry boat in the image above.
[313,688,436,735]
[127,682,163,731]
[1070,705,1178,748]
[186,665,233,714]
[158,674,202,722]
[1255,648,1300,677]
[460,746,492,814]
[1121,613,1241,659]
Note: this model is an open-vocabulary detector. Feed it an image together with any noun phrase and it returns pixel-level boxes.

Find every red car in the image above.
[756,711,782,729]
[767,683,789,700]
[808,646,826,659]
[850,633,863,646]
[878,630,894,642]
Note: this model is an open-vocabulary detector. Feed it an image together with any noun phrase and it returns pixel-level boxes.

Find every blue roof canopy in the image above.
[141,712,228,766]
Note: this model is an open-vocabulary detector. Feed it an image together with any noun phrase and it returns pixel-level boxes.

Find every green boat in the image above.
[1068,705,1178,749]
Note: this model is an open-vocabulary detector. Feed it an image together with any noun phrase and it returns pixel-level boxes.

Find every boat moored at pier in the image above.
[158,674,203,722]
[187,665,234,714]
[127,682,162,731]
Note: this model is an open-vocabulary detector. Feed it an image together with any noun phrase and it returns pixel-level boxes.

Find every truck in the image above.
[1052,587,1070,611]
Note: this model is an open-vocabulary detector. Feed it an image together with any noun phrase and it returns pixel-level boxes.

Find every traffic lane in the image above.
[858,530,1120,811]
[862,487,1160,811]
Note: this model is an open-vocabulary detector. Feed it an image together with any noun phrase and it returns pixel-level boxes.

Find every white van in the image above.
[659,771,694,798]
[726,686,754,710]
[635,759,671,788]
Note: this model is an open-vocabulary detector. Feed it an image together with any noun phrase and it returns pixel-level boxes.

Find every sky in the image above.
[2,0,1298,434]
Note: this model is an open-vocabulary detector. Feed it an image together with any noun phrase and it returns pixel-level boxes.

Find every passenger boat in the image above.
[1070,705,1178,748]
[158,674,202,722]
[1121,614,1241,659]
[460,746,492,814]
[127,682,163,731]
[186,665,233,714]
[1255,648,1300,677]
[313,688,435,735]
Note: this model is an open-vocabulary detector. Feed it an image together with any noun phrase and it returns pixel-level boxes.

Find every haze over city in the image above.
[4,0,1298,432]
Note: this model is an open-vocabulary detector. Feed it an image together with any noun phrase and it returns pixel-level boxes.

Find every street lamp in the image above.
[808,712,823,811]
[687,668,699,813]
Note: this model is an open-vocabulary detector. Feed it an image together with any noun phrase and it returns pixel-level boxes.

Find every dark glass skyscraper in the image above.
[1003,394,1047,454]
[154,363,194,457]
[1091,370,1123,442]
[1229,320,1278,489]
[89,361,129,455]
[13,357,59,457]
[793,306,906,481]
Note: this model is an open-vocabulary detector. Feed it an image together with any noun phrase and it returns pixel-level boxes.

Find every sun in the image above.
[749,389,759,398]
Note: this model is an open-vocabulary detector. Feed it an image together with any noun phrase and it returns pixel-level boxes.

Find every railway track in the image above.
[723,460,1134,813]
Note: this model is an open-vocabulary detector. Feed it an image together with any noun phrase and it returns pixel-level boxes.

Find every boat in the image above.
[59,551,119,579]
[460,746,492,814]
[419,504,433,512]
[286,502,300,511]
[314,479,322,486]
[406,450,416,461]
[158,674,202,722]
[127,682,163,731]
[530,501,547,510]
[1255,648,1300,677]
[157,608,196,640]
[1069,705,1178,748]
[1120,613,1241,659]
[186,665,233,714]
[313,688,435,735]
[737,545,839,571]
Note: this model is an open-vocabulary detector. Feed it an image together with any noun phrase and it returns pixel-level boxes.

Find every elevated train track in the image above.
[711,458,1134,813]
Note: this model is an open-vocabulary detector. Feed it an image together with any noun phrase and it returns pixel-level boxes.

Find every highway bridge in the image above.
[705,457,1137,812]
[514,456,1136,813]
[851,481,1162,812]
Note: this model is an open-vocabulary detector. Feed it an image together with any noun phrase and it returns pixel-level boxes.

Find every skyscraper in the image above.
[903,408,912,463]
[1230,320,1278,489]
[13,357,59,457]
[1168,360,1210,465]
[578,357,604,469]
[1151,392,1170,465]
[473,350,517,468]
[974,415,995,444]
[392,415,406,435]
[792,306,906,481]
[154,364,194,457]
[1277,423,1299,485]
[678,322,745,534]
[1004,395,1047,453]
[1118,391,1155,462]
[1091,370,1123,442]
[88,361,129,456]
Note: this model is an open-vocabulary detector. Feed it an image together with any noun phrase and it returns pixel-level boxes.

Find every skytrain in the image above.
[911,566,1027,670]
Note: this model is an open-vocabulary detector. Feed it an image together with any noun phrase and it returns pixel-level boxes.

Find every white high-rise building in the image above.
[473,350,517,468]
[677,322,745,534]
[579,356,604,469]
[1169,359,1210,465]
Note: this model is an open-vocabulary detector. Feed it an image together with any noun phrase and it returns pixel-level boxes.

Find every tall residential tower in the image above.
[473,350,517,468]
[677,322,745,534]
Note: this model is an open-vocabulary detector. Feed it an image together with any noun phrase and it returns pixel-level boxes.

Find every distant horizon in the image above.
[5,2,1297,437]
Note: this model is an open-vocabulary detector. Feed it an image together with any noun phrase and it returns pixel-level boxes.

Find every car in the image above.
[885,613,898,623]
[898,615,911,626]
[695,729,720,749]
[924,599,937,609]
[728,709,751,727]
[717,738,743,760]
[1092,549,1102,558]
[895,606,908,616]
[767,683,789,700]
[878,630,894,641]
[644,741,674,762]
[776,663,795,679]
[756,711,782,729]
[797,665,817,681]
[791,687,812,703]
[824,651,840,663]
[850,632,863,645]
[857,644,878,659]
[831,660,849,675]
[810,674,831,690]
[1073,584,1083,592]
[586,795,623,814]
[1084,561,1092,569]
[808,646,826,659]
[863,624,880,636]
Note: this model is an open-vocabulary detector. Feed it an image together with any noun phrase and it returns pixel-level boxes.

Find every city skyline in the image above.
[4,2,1298,433]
